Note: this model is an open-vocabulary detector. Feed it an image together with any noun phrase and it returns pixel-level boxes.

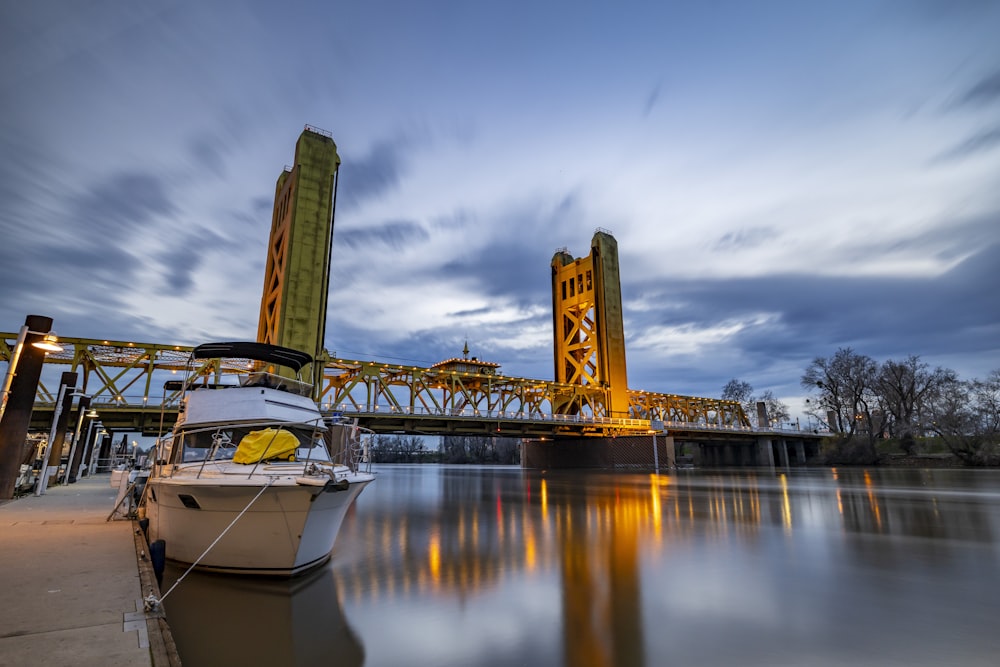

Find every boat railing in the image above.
[238,371,312,397]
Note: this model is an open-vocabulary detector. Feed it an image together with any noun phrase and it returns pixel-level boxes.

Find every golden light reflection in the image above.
[863,470,882,529]
[649,475,662,536]
[428,529,441,584]
[779,473,792,532]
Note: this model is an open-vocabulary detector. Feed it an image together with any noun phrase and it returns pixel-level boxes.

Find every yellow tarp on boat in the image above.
[233,428,298,464]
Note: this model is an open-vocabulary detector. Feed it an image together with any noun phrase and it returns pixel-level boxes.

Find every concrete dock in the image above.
[0,474,179,666]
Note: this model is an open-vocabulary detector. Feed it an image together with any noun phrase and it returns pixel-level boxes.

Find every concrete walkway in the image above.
[0,473,177,666]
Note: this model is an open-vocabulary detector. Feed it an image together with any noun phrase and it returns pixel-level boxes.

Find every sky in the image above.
[2,0,998,420]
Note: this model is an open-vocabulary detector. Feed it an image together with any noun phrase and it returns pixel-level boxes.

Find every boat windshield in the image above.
[173,424,332,465]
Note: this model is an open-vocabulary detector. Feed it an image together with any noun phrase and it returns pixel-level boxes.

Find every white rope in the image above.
[153,478,275,606]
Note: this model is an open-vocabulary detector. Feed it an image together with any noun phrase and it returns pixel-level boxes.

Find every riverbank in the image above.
[0,474,180,667]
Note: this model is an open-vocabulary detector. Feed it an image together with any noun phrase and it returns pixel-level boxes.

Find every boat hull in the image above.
[146,476,371,576]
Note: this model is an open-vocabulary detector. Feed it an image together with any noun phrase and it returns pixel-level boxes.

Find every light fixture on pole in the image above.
[62,394,91,485]
[0,327,63,425]
[35,380,83,496]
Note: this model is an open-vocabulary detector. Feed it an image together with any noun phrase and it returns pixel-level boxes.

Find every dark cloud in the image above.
[623,239,1000,397]
[72,170,176,237]
[955,70,1000,108]
[712,226,780,251]
[337,138,414,209]
[335,220,429,250]
[436,193,588,304]
[154,227,227,295]
[188,135,229,178]
[931,125,1000,162]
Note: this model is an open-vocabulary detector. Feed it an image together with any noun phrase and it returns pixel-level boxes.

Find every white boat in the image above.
[142,342,374,576]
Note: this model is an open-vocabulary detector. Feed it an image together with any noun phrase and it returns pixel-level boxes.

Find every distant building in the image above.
[431,342,500,375]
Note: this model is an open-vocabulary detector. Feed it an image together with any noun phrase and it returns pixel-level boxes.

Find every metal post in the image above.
[0,325,29,424]
[651,419,662,473]
[63,395,90,484]
[36,372,77,495]
[80,419,98,478]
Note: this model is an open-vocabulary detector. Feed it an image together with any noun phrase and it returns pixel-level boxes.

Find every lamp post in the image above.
[0,325,61,424]
[61,395,91,484]
[35,372,79,496]
[77,409,99,480]
[650,419,663,473]
[88,428,108,475]
[0,315,61,500]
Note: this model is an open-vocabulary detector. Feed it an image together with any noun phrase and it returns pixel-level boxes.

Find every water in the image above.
[162,465,1000,666]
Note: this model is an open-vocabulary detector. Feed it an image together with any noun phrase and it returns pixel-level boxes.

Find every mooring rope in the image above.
[149,478,275,609]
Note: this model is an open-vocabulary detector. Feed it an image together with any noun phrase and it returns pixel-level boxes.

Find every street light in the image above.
[35,387,86,496]
[0,327,63,424]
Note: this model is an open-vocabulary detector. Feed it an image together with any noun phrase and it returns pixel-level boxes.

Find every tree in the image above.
[757,389,790,426]
[441,435,521,464]
[802,348,881,462]
[929,369,1000,465]
[877,355,953,441]
[369,434,427,463]
[721,378,789,428]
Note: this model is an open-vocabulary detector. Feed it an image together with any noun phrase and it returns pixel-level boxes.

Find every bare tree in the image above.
[722,378,789,428]
[877,355,953,443]
[757,389,790,426]
[929,370,1000,465]
[802,348,882,461]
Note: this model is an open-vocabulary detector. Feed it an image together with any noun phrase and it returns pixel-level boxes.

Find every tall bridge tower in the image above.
[257,126,341,385]
[551,229,630,419]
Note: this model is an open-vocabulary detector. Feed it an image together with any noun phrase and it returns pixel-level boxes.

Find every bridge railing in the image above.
[324,403,653,429]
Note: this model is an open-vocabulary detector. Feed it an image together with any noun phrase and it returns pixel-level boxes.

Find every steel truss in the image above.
[3,334,751,435]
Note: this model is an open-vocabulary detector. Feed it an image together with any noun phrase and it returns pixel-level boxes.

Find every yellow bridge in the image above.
[2,333,751,439]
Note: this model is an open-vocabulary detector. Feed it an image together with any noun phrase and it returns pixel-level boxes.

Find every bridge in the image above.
[2,333,754,440]
[0,127,826,491]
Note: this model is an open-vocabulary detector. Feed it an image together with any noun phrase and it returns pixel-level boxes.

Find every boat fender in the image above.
[150,539,166,587]
[325,478,350,493]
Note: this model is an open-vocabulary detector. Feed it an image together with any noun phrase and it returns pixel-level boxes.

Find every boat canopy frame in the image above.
[191,342,313,373]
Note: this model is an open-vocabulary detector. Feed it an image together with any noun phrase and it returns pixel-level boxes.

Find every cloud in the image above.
[335,220,429,250]
[642,83,662,118]
[931,125,1000,162]
[954,70,1000,108]
[337,137,417,209]
[712,226,780,252]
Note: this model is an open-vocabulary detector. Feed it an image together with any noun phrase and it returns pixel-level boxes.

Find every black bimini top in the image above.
[191,342,313,372]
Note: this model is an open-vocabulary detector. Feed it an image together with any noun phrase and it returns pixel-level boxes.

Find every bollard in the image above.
[138,518,149,541]
[150,539,166,588]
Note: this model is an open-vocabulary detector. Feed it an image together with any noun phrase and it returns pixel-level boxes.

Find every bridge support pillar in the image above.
[778,439,790,468]
[794,440,806,464]
[757,437,775,468]
[663,436,676,469]
[523,435,676,470]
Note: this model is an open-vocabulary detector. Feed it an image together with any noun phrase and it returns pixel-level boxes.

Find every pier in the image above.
[0,474,179,666]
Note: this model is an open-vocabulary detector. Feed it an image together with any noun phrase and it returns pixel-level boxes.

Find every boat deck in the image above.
[0,473,179,666]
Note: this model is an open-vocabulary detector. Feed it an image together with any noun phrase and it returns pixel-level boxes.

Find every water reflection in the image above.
[163,466,1000,667]
[161,564,363,667]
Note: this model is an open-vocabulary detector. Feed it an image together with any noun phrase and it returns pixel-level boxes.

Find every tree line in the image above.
[800,348,999,465]
[366,434,521,465]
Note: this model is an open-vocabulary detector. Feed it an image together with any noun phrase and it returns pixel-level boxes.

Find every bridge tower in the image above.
[551,229,630,419]
[256,126,341,386]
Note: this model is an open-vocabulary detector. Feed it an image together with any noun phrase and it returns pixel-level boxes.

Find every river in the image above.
[161,465,1000,666]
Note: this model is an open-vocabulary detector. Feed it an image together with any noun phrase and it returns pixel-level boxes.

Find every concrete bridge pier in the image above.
[777,438,790,468]
[757,437,775,468]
